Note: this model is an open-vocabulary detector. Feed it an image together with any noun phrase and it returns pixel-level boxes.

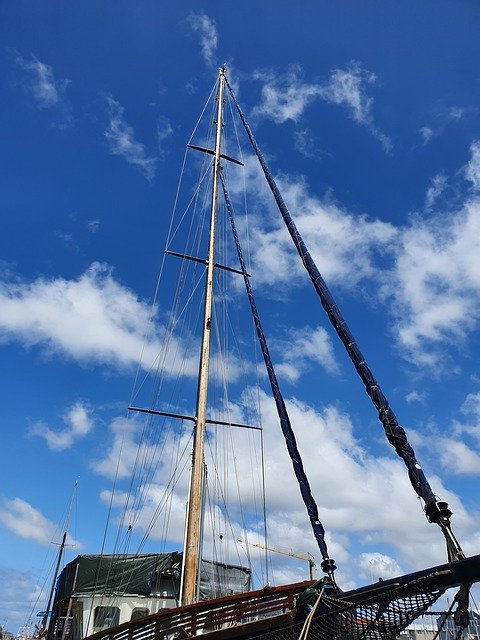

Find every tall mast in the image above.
[181,67,226,606]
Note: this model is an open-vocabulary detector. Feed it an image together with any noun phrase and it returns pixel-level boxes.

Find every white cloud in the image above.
[230,142,480,375]
[87,219,100,233]
[385,199,480,367]
[322,62,391,151]
[293,128,324,160]
[91,416,164,480]
[105,96,156,181]
[461,391,480,413]
[465,140,480,191]
[429,392,480,476]
[425,173,447,210]
[418,107,470,147]
[14,52,72,126]
[253,63,391,150]
[435,438,480,475]
[0,263,167,370]
[157,115,173,149]
[30,401,93,451]
[419,126,434,145]
[371,141,480,369]
[252,66,323,124]
[0,568,43,635]
[96,389,480,586]
[187,11,218,67]
[15,53,66,108]
[0,498,81,548]
[357,552,402,582]
[450,106,466,120]
[405,390,426,405]
[275,325,339,382]
[398,394,480,478]
[235,158,397,290]
[0,263,257,390]
[322,61,375,124]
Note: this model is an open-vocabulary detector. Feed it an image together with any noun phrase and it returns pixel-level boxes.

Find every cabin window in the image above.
[93,606,120,631]
[130,608,149,621]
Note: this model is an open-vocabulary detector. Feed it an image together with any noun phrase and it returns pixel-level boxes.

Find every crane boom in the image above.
[239,540,315,580]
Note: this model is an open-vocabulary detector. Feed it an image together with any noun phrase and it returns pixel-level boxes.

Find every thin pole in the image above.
[42,480,78,637]
[181,67,226,606]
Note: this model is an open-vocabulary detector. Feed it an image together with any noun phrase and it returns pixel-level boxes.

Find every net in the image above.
[254,579,444,640]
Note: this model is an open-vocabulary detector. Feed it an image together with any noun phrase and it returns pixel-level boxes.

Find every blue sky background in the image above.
[2,0,480,633]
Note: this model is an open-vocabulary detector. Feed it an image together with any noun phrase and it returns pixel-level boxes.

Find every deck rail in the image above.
[84,581,312,640]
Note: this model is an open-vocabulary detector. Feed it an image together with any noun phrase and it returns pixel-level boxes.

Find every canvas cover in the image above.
[55,553,181,602]
[55,553,251,603]
[199,559,251,599]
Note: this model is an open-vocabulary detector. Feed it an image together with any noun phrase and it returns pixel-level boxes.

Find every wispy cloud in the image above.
[418,105,471,146]
[405,390,427,405]
[252,66,322,123]
[187,11,218,67]
[87,219,101,233]
[413,392,480,476]
[275,325,339,382]
[450,106,466,121]
[451,392,480,446]
[14,52,72,125]
[293,128,325,160]
[15,52,65,107]
[419,126,434,145]
[253,62,391,151]
[157,115,173,153]
[322,62,375,124]
[425,173,447,210]
[105,96,156,181]
[0,497,81,547]
[30,402,93,451]
[465,140,480,191]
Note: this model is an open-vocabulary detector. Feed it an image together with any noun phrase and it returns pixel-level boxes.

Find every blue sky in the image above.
[2,0,480,633]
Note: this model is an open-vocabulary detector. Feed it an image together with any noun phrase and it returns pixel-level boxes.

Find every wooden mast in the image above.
[181,67,226,606]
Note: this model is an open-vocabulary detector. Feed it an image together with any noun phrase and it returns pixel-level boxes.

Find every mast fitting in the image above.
[425,500,452,524]
[321,558,336,574]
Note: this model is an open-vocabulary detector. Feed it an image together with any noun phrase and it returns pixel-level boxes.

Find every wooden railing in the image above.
[84,581,313,640]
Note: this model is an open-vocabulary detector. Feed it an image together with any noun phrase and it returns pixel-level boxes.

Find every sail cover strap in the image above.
[225,76,464,561]
[220,171,335,575]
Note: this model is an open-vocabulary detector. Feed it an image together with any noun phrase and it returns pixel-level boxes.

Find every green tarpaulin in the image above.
[55,553,181,601]
[54,553,251,603]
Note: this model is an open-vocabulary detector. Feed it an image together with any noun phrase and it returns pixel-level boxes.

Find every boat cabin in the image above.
[47,553,251,640]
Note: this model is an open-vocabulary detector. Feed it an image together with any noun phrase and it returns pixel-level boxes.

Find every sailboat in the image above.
[46,67,480,640]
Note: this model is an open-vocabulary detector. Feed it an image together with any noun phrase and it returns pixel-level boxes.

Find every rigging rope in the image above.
[224,74,465,565]
[220,172,336,580]
[298,585,325,640]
